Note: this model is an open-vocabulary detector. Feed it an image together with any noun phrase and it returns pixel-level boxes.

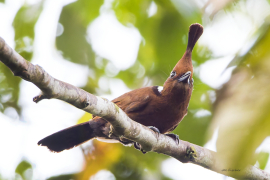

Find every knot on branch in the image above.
[83,100,89,108]
[185,146,197,161]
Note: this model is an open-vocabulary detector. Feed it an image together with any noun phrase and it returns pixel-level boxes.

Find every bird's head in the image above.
[163,23,203,92]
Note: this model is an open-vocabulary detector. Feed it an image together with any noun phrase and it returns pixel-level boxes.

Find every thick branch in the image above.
[0,37,269,180]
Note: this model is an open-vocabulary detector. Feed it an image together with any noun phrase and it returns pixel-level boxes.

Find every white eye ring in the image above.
[170,71,176,78]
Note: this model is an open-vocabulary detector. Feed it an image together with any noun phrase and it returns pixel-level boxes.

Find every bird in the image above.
[38,23,203,153]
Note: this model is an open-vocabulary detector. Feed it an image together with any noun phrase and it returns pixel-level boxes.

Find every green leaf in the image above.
[47,174,77,180]
[0,63,21,113]
[56,0,104,65]
[13,2,43,60]
[256,152,269,170]
[15,160,32,180]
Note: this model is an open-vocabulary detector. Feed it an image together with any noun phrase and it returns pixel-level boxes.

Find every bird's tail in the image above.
[38,118,109,152]
[187,23,204,52]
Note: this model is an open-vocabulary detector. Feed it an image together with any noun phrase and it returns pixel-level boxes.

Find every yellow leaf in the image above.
[78,140,122,180]
[77,113,93,124]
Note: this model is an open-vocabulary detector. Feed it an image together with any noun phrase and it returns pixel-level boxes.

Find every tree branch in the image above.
[0,37,269,180]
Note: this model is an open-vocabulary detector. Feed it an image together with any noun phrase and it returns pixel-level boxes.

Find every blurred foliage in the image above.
[15,160,33,180]
[47,173,77,180]
[108,143,166,179]
[113,0,210,87]
[209,17,270,177]
[0,64,20,112]
[56,0,104,94]
[0,0,4,3]
[202,0,237,17]
[257,152,269,170]
[77,112,93,124]
[0,1,43,114]
[1,0,270,179]
[79,140,123,179]
[13,2,43,60]
[56,0,102,65]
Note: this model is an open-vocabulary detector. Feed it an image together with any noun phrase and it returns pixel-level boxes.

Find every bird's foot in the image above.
[133,126,161,154]
[134,142,146,154]
[147,126,160,133]
[148,126,160,138]
[166,133,180,145]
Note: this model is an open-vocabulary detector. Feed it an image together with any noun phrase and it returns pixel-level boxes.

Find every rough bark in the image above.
[0,36,269,180]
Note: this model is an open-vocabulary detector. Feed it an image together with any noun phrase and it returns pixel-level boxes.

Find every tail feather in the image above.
[38,118,108,152]
[187,23,203,52]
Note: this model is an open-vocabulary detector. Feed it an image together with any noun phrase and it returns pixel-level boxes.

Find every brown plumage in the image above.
[38,23,204,152]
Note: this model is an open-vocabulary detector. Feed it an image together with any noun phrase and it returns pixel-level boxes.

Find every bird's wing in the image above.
[124,95,150,113]
[112,87,152,113]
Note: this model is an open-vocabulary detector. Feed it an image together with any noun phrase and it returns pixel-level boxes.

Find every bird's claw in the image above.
[148,126,160,139]
[133,126,161,154]
[166,133,180,145]
[134,142,146,154]
[147,126,160,133]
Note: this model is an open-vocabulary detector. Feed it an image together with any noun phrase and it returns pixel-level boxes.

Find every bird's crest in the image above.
[172,23,203,79]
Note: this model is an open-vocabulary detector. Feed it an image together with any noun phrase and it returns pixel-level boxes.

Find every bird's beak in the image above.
[178,71,191,82]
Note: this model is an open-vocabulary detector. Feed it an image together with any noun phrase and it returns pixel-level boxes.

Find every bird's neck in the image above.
[161,83,192,102]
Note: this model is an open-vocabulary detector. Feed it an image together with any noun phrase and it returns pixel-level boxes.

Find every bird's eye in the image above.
[170,71,176,78]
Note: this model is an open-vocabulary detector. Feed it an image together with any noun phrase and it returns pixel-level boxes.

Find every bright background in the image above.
[0,0,270,179]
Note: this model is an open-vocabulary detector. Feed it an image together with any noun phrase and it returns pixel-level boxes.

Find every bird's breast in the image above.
[128,87,192,134]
